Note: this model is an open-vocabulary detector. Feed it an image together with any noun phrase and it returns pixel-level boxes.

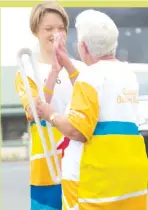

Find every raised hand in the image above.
[55,32,73,70]
[51,32,63,72]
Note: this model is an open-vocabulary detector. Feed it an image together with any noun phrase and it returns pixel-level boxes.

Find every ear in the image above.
[81,41,89,55]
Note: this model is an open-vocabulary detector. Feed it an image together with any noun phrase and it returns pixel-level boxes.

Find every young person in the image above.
[15,2,86,210]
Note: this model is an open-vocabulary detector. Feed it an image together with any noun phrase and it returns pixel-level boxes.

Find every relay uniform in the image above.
[62,60,148,210]
[15,58,86,210]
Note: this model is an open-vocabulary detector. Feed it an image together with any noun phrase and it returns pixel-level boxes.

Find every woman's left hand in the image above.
[55,32,72,69]
[54,32,76,76]
[52,33,63,72]
[36,98,55,122]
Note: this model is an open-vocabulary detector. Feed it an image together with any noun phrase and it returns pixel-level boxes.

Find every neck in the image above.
[99,55,116,61]
[91,55,116,64]
[38,46,53,64]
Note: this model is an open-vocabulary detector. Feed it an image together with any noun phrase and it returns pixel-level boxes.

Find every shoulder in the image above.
[76,62,105,90]
[15,69,36,88]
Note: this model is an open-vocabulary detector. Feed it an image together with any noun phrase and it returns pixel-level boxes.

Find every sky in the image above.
[1,8,38,66]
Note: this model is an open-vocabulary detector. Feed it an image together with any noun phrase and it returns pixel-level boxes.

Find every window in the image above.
[65,8,148,63]
[135,72,148,97]
[1,116,28,141]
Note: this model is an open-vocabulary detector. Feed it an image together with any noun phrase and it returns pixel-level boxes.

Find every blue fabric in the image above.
[31,199,60,210]
[30,120,46,127]
[93,121,140,135]
[31,185,62,210]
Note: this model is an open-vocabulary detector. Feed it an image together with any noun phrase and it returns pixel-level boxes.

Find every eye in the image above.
[45,28,52,31]
[59,27,65,31]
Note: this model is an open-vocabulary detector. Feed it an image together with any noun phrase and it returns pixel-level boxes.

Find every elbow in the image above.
[66,127,87,142]
[74,132,87,142]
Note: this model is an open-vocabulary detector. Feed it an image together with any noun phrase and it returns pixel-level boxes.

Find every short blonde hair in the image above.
[30,2,69,34]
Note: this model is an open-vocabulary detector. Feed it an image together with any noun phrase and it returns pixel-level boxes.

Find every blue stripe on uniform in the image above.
[31,199,60,210]
[31,185,62,210]
[93,121,140,135]
[30,120,46,127]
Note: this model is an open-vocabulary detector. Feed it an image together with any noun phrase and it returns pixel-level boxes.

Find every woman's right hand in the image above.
[54,32,76,75]
[54,32,72,69]
[51,33,64,73]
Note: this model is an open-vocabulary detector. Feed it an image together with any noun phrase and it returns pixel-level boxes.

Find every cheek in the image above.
[38,31,52,41]
[43,31,52,39]
[62,31,67,41]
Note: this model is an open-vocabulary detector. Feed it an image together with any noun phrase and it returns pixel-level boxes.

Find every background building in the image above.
[1,66,28,146]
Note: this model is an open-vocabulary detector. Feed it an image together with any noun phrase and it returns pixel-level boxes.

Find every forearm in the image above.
[44,70,59,103]
[50,113,86,142]
[69,71,79,85]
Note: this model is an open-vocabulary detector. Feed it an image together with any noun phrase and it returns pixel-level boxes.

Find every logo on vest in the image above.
[117,88,139,104]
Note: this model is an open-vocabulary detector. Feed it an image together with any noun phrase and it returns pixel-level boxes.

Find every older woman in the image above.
[36,10,148,210]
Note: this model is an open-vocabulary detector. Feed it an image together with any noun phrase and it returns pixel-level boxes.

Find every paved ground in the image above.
[2,161,30,210]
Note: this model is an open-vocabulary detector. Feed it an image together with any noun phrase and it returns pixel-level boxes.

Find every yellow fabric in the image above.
[62,135,148,209]
[62,77,148,209]
[30,155,61,186]
[29,124,63,185]
[62,179,78,208]
[62,198,68,210]
[15,72,38,120]
[30,125,62,156]
[79,135,148,198]
[67,81,99,141]
[79,194,147,210]
[15,71,63,186]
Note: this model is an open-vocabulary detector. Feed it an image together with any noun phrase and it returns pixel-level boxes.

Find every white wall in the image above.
[1,8,38,66]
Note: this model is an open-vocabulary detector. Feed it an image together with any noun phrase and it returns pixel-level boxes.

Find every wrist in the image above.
[69,70,79,79]
[43,87,53,95]
[49,112,58,125]
[66,62,80,79]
